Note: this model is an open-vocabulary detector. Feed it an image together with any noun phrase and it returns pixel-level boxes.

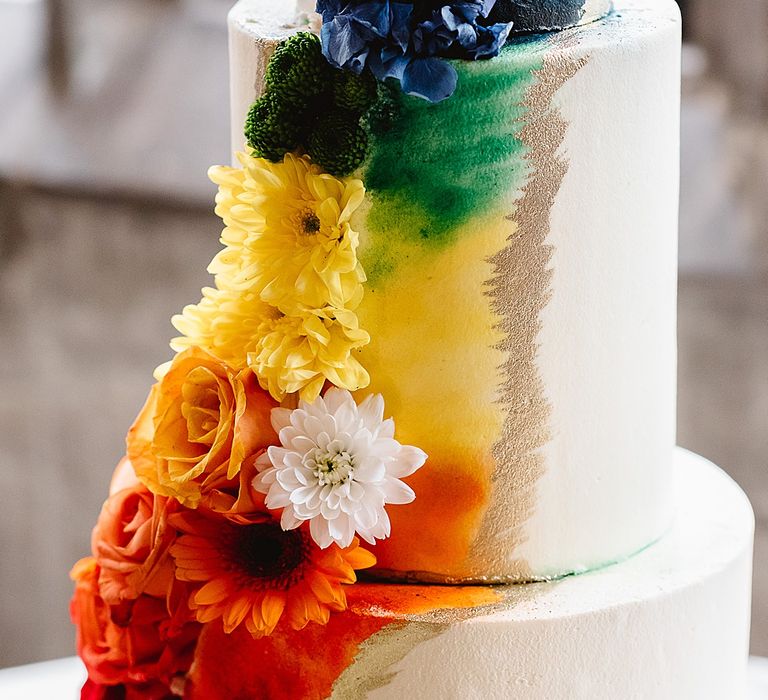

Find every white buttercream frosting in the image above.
[362,451,754,698]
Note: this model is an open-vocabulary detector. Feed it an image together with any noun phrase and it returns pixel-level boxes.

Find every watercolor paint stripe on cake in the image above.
[362,47,541,262]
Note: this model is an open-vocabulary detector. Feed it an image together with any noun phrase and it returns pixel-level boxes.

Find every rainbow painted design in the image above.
[352,42,576,581]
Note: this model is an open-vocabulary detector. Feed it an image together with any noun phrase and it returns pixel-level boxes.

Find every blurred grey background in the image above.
[0,0,766,667]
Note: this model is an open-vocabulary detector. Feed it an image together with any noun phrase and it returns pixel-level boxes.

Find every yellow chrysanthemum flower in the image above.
[171,287,278,371]
[208,151,367,315]
[248,307,370,402]
[169,152,371,402]
[171,290,369,402]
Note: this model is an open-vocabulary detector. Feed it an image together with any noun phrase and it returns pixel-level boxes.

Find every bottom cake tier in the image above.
[185,449,754,699]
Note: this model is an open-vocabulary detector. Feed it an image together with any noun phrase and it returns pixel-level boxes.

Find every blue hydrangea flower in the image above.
[316,0,513,103]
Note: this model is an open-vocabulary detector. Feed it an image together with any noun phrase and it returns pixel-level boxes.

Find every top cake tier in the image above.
[227,0,681,582]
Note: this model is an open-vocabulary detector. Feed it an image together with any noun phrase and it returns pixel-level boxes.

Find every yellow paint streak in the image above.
[356,213,509,576]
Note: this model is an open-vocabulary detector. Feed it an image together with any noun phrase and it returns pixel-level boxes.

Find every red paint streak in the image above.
[185,584,500,699]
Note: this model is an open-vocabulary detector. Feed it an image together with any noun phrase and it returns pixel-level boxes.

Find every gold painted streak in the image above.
[328,595,519,699]
[470,51,589,579]
[328,621,446,700]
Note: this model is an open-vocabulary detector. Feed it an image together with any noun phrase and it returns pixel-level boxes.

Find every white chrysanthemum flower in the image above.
[253,388,427,549]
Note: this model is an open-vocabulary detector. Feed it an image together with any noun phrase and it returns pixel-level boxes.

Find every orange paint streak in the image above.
[185,584,501,700]
[347,582,501,615]
[371,455,491,576]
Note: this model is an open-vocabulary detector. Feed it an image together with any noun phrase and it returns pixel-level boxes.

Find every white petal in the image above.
[357,393,385,430]
[326,488,342,509]
[304,416,325,439]
[355,501,380,529]
[349,429,373,456]
[290,408,310,432]
[283,451,304,470]
[320,499,340,520]
[265,487,292,509]
[382,477,415,505]
[270,407,293,433]
[276,469,303,491]
[356,527,377,546]
[389,445,428,477]
[310,516,333,549]
[370,438,400,459]
[333,402,357,433]
[377,418,395,439]
[279,426,302,446]
[308,393,328,415]
[305,489,322,511]
[328,514,355,548]
[374,508,391,538]
[348,480,365,502]
[254,452,272,471]
[296,465,315,486]
[327,438,345,454]
[292,435,317,452]
[290,485,320,504]
[294,501,318,518]
[320,413,337,438]
[251,472,270,494]
[280,506,303,530]
[267,445,290,465]
[322,387,352,414]
[316,431,332,450]
[355,456,386,483]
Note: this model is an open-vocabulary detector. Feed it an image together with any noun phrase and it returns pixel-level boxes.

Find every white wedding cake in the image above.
[70,1,754,698]
[210,0,753,696]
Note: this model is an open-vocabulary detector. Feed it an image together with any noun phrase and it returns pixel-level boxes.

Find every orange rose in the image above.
[91,460,176,604]
[127,347,277,514]
[70,557,199,688]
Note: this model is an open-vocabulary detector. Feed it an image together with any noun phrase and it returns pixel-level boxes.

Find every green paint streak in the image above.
[361,41,545,283]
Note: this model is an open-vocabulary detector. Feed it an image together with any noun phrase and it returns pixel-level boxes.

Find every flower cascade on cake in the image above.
[70,0,521,697]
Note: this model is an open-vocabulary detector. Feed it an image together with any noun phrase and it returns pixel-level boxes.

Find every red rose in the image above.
[70,557,200,687]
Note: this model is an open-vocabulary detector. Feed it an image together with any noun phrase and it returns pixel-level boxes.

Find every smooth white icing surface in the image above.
[517,0,681,577]
[228,0,306,158]
[364,450,753,699]
[226,0,682,581]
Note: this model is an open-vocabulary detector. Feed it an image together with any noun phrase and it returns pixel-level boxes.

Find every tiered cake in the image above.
[71,1,754,698]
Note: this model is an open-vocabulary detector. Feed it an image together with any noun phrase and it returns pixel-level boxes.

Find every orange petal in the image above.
[306,571,337,604]
[344,545,377,571]
[222,594,252,633]
[261,591,286,632]
[196,604,225,624]
[303,593,327,626]
[247,602,267,637]
[286,592,310,630]
[194,578,230,605]
[326,560,357,585]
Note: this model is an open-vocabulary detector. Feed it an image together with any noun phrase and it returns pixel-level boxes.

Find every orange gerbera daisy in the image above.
[169,512,375,637]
